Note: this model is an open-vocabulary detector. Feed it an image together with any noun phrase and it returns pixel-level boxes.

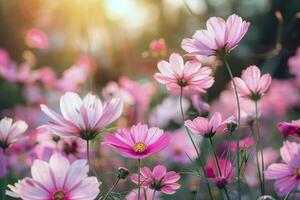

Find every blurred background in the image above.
[0,0,299,95]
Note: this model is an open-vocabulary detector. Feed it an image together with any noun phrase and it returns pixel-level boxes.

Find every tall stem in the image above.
[86,140,91,169]
[250,125,263,196]
[223,55,241,200]
[255,101,265,194]
[179,88,214,200]
[1,150,6,200]
[152,190,156,200]
[102,178,120,200]
[137,159,141,200]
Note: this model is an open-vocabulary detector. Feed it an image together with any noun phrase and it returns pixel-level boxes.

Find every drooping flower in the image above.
[278,120,300,138]
[41,92,123,140]
[25,28,48,49]
[233,65,272,101]
[0,117,28,149]
[154,53,214,95]
[205,159,234,189]
[185,112,235,138]
[265,141,300,196]
[130,165,181,194]
[7,153,100,200]
[103,123,171,159]
[182,14,250,56]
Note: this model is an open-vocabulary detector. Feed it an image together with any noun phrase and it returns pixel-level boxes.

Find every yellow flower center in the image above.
[53,190,66,200]
[133,142,147,153]
[296,168,300,177]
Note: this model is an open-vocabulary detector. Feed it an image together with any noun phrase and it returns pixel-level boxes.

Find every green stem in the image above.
[250,125,263,197]
[255,101,265,195]
[224,132,233,176]
[209,138,222,176]
[137,159,141,200]
[224,187,231,200]
[223,55,241,200]
[179,88,214,200]
[1,149,6,200]
[152,190,156,200]
[86,140,91,169]
[102,178,120,200]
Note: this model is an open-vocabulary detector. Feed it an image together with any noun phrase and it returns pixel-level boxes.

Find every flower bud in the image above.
[117,167,130,179]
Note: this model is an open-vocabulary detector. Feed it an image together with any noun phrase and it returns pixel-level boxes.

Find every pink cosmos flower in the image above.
[205,159,234,189]
[0,117,28,149]
[130,165,181,194]
[103,123,171,159]
[182,14,250,56]
[41,92,123,140]
[7,153,100,200]
[278,120,300,138]
[154,53,214,95]
[233,65,272,101]
[25,28,48,49]
[185,112,235,138]
[265,141,300,196]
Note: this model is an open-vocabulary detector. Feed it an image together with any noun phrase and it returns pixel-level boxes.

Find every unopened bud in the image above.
[117,167,130,179]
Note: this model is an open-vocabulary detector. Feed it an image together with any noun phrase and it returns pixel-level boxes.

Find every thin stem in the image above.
[209,138,222,176]
[179,88,214,200]
[223,55,241,200]
[152,190,156,200]
[284,190,292,200]
[224,187,230,200]
[1,149,6,200]
[86,140,91,170]
[102,178,120,200]
[137,159,141,200]
[250,125,263,197]
[255,101,265,195]
[224,132,233,176]
[143,188,148,200]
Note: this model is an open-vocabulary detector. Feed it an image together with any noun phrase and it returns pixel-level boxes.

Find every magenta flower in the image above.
[205,159,234,189]
[265,141,300,196]
[185,112,235,138]
[150,38,166,53]
[131,165,181,194]
[154,53,214,95]
[233,65,272,101]
[0,117,28,149]
[278,120,300,138]
[182,14,250,56]
[7,153,100,200]
[103,123,171,159]
[41,92,123,140]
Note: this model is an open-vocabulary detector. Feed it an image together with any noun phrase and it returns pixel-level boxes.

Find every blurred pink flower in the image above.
[25,28,48,49]
[265,141,300,196]
[131,165,181,194]
[182,14,250,56]
[119,77,154,108]
[288,47,300,86]
[0,117,28,149]
[229,136,255,152]
[205,159,234,189]
[233,65,271,101]
[185,112,235,138]
[150,39,166,53]
[102,81,134,104]
[7,153,100,200]
[0,48,11,66]
[0,62,35,83]
[41,92,123,140]
[126,188,160,200]
[160,130,198,164]
[154,53,214,95]
[149,96,190,128]
[191,94,210,114]
[34,66,57,89]
[260,80,300,117]
[103,123,171,159]
[278,120,300,138]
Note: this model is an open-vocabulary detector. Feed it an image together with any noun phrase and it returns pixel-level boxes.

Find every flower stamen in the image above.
[133,142,147,153]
